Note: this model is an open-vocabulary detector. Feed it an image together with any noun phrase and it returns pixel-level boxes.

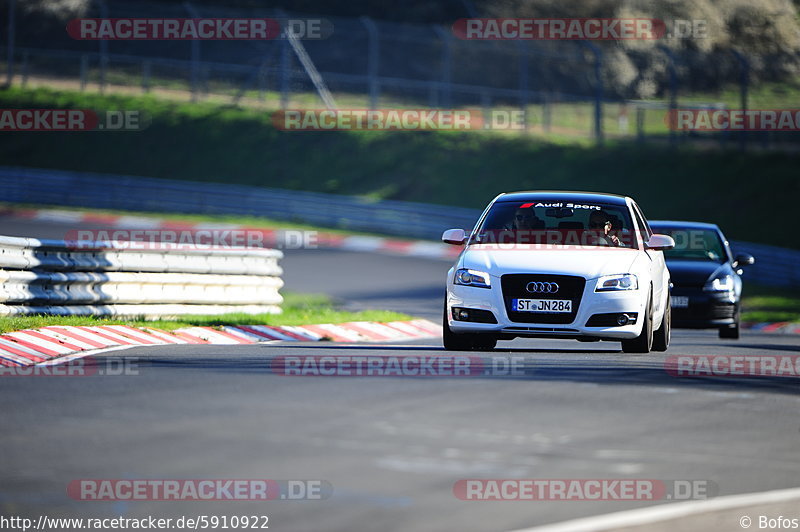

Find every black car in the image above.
[650,221,755,339]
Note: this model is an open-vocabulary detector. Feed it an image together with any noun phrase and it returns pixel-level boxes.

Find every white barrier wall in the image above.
[0,235,284,317]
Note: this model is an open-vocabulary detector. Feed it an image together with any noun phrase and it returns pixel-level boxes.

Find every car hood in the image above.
[461,245,639,280]
[665,259,728,286]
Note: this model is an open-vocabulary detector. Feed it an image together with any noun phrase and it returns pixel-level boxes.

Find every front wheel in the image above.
[652,294,671,352]
[622,293,653,353]
[442,304,497,351]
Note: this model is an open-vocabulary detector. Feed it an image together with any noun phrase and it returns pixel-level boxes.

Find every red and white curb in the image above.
[0,206,462,261]
[0,320,441,367]
[742,321,800,334]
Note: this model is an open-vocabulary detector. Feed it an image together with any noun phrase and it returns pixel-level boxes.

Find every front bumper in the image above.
[446,277,648,340]
[671,287,737,328]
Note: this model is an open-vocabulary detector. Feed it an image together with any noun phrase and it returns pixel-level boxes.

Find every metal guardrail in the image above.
[0,234,284,317]
[0,166,480,241]
[0,166,797,288]
[730,240,800,289]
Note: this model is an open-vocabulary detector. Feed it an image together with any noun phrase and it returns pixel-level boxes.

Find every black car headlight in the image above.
[704,274,733,293]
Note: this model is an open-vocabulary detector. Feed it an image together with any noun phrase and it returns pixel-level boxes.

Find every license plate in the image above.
[513,299,572,313]
[672,296,689,308]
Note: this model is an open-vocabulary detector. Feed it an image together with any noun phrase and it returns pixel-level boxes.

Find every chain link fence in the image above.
[3,0,794,148]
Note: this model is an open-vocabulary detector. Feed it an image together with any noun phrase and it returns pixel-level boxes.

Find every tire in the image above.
[622,293,653,353]
[719,305,740,339]
[442,302,497,351]
[652,294,671,352]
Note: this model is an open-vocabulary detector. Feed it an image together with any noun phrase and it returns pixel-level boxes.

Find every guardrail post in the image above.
[5,0,15,86]
[433,25,452,108]
[360,16,380,110]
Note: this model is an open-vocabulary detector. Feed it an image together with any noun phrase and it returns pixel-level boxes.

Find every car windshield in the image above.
[471,200,637,249]
[654,226,727,262]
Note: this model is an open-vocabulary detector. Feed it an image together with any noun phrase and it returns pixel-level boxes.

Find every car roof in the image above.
[650,220,722,231]
[496,191,629,206]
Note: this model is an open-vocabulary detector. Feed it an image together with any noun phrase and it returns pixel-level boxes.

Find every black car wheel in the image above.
[719,305,740,339]
[442,302,497,351]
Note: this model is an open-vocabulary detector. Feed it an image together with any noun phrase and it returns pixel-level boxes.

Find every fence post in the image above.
[577,41,603,146]
[636,105,645,143]
[142,60,151,93]
[21,51,28,86]
[5,0,15,86]
[360,16,380,110]
[279,23,291,108]
[658,45,678,147]
[98,0,109,93]
[80,55,89,91]
[517,41,529,130]
[258,60,267,101]
[433,25,452,108]
[731,50,749,152]
[543,93,551,133]
[184,2,201,102]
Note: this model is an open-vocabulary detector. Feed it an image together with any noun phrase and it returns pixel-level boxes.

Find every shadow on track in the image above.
[126,347,800,398]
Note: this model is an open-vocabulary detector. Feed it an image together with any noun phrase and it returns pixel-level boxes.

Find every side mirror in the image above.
[645,234,675,251]
[733,253,755,267]
[442,228,467,246]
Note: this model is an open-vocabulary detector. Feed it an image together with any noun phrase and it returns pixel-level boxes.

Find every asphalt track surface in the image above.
[2,216,800,532]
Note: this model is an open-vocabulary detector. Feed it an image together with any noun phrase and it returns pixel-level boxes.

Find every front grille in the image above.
[501,274,586,324]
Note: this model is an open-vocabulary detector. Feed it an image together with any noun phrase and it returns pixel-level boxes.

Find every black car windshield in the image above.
[471,200,637,249]
[654,226,727,262]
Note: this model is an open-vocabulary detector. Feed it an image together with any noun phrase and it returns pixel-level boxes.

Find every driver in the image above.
[589,210,620,246]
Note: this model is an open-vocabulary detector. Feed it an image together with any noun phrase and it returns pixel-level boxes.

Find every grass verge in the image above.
[1,86,799,248]
[741,284,800,323]
[0,292,412,335]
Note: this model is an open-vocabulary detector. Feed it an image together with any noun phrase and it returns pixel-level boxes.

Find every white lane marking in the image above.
[507,486,800,532]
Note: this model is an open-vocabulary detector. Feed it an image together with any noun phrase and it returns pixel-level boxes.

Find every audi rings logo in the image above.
[526,282,559,294]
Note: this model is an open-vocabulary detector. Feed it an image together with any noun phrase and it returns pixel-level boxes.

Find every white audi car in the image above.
[443,191,675,353]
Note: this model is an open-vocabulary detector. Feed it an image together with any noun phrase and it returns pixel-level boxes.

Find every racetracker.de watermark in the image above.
[666,109,800,131]
[0,357,139,377]
[0,109,147,131]
[66,18,332,40]
[272,109,527,131]
[68,479,332,500]
[453,18,661,40]
[271,354,528,377]
[453,479,717,501]
[665,355,800,378]
[64,229,319,250]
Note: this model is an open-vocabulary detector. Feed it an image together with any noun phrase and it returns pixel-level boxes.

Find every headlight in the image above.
[595,273,638,292]
[454,269,491,289]
[704,274,733,292]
